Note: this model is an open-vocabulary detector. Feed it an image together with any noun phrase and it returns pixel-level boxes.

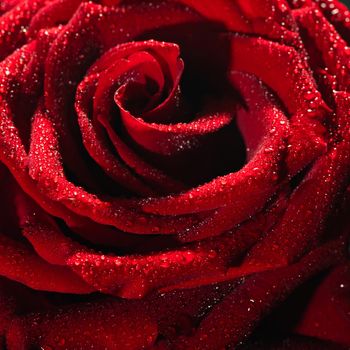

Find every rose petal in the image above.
[6,300,158,350]
[0,233,93,294]
[177,238,347,349]
[28,106,197,234]
[295,263,350,347]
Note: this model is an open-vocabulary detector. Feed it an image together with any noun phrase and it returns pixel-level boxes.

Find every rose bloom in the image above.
[0,0,349,349]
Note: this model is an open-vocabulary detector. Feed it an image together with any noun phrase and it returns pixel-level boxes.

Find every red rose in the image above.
[0,0,349,349]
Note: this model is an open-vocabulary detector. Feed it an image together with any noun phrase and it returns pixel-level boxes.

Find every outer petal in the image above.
[176,238,347,349]
[6,300,158,350]
[0,234,93,294]
[295,263,350,347]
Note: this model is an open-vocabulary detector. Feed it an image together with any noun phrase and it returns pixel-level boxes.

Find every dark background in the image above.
[342,0,350,7]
